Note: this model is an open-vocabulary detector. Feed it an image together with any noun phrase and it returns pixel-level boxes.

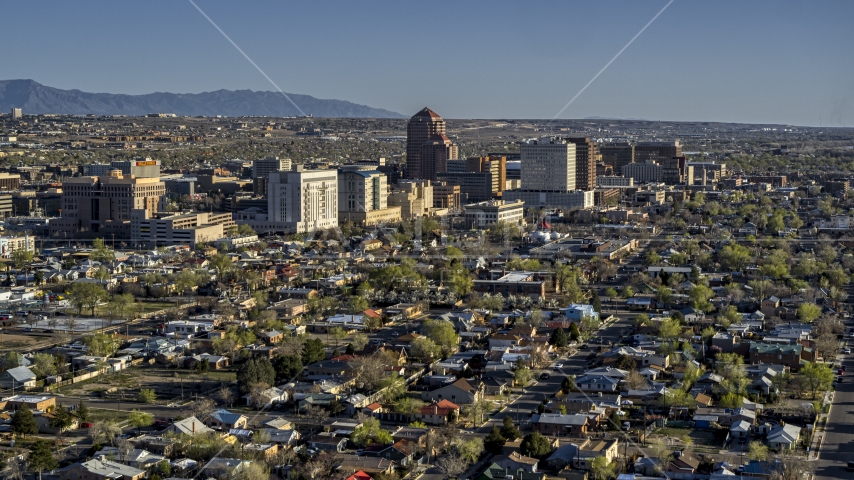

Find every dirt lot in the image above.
[649,427,727,454]
[57,365,237,401]
[0,332,54,351]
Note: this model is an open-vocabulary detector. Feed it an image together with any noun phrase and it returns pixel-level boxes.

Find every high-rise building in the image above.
[419,134,458,181]
[10,108,22,120]
[566,138,598,191]
[622,161,663,184]
[388,180,433,220]
[252,156,292,195]
[406,108,457,180]
[337,165,401,226]
[635,141,682,163]
[600,143,635,174]
[50,170,166,238]
[520,138,576,191]
[131,210,235,247]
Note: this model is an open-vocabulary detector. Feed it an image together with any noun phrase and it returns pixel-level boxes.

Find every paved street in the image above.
[814,353,854,480]
[472,315,634,435]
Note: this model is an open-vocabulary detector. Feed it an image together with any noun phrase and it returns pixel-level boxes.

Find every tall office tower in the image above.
[600,143,635,174]
[565,137,598,191]
[10,108,22,120]
[267,166,338,233]
[406,107,449,180]
[252,156,292,195]
[520,138,576,191]
[635,141,682,164]
[337,165,401,225]
[51,170,166,238]
[419,134,458,181]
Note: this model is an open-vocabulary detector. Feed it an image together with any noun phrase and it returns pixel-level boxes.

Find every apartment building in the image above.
[635,141,682,163]
[0,173,21,191]
[0,236,35,257]
[388,180,433,220]
[622,161,663,183]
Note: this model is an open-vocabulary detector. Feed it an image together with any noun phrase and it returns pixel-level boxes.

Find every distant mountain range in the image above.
[0,79,405,118]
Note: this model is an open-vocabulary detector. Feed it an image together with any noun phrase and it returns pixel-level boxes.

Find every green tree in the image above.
[68,282,108,316]
[76,400,89,422]
[457,438,484,463]
[591,295,602,314]
[302,338,327,364]
[347,296,369,314]
[49,404,74,434]
[422,319,459,356]
[484,426,506,454]
[379,373,407,403]
[747,441,769,461]
[689,285,714,313]
[351,418,393,447]
[411,336,441,361]
[128,410,154,431]
[797,303,822,323]
[719,392,743,409]
[590,455,616,480]
[84,333,120,357]
[657,317,682,340]
[10,403,38,437]
[138,389,157,403]
[500,416,521,441]
[1,351,22,369]
[448,267,474,297]
[799,362,834,399]
[209,254,233,279]
[30,353,57,378]
[272,355,303,382]
[718,244,752,271]
[329,326,347,347]
[549,328,568,348]
[520,433,552,458]
[89,238,114,263]
[568,323,581,341]
[604,287,618,301]
[27,440,58,478]
[622,286,634,299]
[237,358,276,395]
[514,365,533,386]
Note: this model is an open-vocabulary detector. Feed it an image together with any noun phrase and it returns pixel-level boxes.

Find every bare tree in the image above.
[624,370,649,391]
[189,398,217,420]
[436,452,468,479]
[116,437,133,464]
[1,454,25,480]
[216,387,234,408]
[348,351,390,390]
[249,383,273,408]
[770,451,813,480]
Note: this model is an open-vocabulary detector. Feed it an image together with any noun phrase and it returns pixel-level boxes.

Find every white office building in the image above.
[521,138,576,191]
[244,166,338,234]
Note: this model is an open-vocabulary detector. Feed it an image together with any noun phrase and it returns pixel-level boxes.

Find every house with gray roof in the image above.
[58,459,146,480]
[573,374,620,393]
[531,413,590,436]
[163,416,214,436]
[0,366,36,389]
[205,409,248,430]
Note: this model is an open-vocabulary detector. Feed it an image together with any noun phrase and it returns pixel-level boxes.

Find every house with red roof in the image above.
[417,399,460,425]
[345,471,372,480]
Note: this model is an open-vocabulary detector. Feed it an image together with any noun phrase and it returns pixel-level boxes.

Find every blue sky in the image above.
[2,0,852,125]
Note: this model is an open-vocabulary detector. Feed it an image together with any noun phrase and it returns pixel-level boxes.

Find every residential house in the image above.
[667,451,701,474]
[0,395,56,411]
[749,343,804,370]
[494,451,539,473]
[164,416,214,436]
[362,440,417,466]
[417,399,460,425]
[531,413,589,436]
[766,424,801,450]
[94,448,166,469]
[0,366,36,389]
[391,427,431,447]
[205,409,248,430]
[305,359,353,377]
[307,433,347,453]
[337,456,395,476]
[261,330,285,345]
[420,378,484,404]
[572,374,620,393]
[58,459,146,480]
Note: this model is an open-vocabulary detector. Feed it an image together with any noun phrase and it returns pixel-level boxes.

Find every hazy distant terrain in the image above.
[0,79,405,118]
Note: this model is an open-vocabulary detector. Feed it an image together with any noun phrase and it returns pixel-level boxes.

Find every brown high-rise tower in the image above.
[566,137,598,191]
[406,107,450,180]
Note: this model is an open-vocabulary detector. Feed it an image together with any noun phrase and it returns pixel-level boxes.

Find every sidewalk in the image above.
[808,389,833,460]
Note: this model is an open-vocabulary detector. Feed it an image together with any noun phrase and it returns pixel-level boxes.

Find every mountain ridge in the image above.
[0,79,404,118]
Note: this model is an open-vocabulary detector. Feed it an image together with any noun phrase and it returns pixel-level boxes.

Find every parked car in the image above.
[153,419,169,427]
[540,373,551,380]
[844,348,852,354]
[553,364,563,370]
[838,377,844,383]
[80,422,93,428]
[839,369,844,375]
